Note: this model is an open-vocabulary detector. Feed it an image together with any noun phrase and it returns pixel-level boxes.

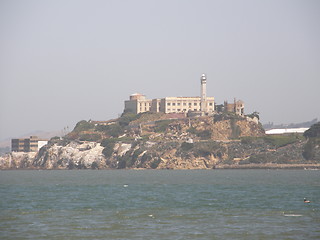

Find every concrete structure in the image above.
[224,99,245,116]
[124,93,152,114]
[11,136,48,152]
[124,74,214,115]
[200,73,207,113]
[161,96,214,114]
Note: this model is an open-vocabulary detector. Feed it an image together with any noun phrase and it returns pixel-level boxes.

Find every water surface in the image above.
[1,170,319,239]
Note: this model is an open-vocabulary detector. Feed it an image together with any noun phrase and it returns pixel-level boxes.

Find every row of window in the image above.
[139,103,151,107]
[167,109,198,112]
[167,106,214,112]
[167,102,213,106]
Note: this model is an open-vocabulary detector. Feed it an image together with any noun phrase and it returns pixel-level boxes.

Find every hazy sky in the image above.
[1,0,319,140]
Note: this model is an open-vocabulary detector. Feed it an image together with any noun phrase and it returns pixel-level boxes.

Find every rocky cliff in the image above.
[1,114,319,170]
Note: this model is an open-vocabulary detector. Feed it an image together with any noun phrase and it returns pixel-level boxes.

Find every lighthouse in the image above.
[200,73,207,113]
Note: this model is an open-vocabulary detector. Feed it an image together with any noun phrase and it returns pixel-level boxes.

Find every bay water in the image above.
[0,170,319,239]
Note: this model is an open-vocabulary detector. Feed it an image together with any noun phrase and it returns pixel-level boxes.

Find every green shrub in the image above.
[193,141,224,157]
[101,138,116,158]
[79,133,101,142]
[119,112,139,127]
[150,158,161,169]
[241,136,257,144]
[181,142,194,151]
[187,127,197,135]
[117,157,127,169]
[73,120,94,132]
[302,138,320,160]
[263,134,300,148]
[198,130,212,140]
[154,120,173,132]
[304,122,320,138]
[246,111,260,120]
[91,162,99,169]
[97,123,123,137]
[230,118,241,139]
[187,127,212,140]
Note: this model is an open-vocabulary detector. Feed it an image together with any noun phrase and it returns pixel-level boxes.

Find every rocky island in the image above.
[1,112,319,170]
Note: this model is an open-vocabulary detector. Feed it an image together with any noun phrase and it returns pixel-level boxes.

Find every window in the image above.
[177,103,180,106]
[209,103,213,106]
[194,103,197,106]
[177,109,181,111]
[183,103,186,106]
[189,103,192,106]
[167,103,171,106]
[172,103,176,106]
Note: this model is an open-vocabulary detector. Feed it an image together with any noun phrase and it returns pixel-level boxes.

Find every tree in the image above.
[304,122,320,138]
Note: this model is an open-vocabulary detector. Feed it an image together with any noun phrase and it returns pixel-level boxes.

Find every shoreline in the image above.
[215,163,320,169]
[1,163,320,170]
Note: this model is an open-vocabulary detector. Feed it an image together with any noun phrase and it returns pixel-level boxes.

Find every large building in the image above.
[124,74,215,115]
[11,136,48,152]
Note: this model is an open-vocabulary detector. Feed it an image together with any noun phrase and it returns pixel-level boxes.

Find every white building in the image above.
[124,74,214,115]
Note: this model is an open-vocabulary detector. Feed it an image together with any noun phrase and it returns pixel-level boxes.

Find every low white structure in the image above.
[265,128,309,135]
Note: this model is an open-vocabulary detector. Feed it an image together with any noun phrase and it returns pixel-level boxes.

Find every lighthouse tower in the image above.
[200,73,207,113]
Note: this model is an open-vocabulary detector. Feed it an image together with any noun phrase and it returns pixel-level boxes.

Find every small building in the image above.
[124,93,152,114]
[224,99,245,116]
[11,136,48,152]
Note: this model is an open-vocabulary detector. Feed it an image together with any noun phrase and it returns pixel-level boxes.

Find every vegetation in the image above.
[79,133,101,142]
[73,120,94,132]
[302,122,320,160]
[187,127,212,140]
[246,111,260,120]
[181,142,194,151]
[262,134,302,148]
[118,112,140,127]
[96,123,123,138]
[101,138,117,158]
[150,158,162,169]
[154,120,173,132]
[193,141,225,158]
[304,122,320,138]
[240,136,258,144]
[213,112,242,123]
[230,118,241,139]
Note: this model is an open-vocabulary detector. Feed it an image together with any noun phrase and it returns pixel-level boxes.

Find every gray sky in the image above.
[1,0,319,140]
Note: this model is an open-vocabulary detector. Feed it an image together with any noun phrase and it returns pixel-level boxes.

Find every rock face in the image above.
[0,152,36,169]
[0,138,315,170]
[33,142,106,169]
[1,115,317,170]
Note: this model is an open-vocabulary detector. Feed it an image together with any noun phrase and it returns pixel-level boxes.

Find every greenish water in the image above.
[0,170,319,239]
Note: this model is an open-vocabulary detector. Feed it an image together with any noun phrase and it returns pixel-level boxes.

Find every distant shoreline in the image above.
[215,163,320,170]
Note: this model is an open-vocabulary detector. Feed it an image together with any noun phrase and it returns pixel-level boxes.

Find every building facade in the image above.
[11,136,48,152]
[124,74,215,115]
[224,99,245,116]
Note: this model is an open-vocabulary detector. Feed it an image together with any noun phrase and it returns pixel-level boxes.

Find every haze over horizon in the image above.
[1,0,319,140]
